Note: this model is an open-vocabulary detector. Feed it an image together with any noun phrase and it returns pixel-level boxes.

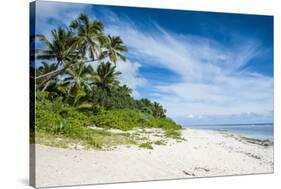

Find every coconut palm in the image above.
[100,35,128,63]
[32,27,82,89]
[93,62,121,91]
[62,64,94,106]
[70,14,127,63]
[33,27,79,71]
[70,13,107,59]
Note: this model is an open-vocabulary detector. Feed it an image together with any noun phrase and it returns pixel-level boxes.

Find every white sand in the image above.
[35,129,273,188]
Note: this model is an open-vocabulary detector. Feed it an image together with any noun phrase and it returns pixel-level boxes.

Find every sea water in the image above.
[187,123,273,140]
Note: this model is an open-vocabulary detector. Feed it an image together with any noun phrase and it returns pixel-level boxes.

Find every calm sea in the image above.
[187,123,273,140]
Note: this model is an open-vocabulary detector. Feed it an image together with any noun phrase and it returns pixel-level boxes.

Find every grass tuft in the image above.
[139,142,154,149]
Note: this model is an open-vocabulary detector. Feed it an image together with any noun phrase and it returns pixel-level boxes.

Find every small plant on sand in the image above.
[164,129,183,140]
[154,140,166,145]
[139,142,154,149]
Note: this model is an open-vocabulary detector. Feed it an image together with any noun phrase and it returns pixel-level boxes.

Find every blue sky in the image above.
[33,1,274,125]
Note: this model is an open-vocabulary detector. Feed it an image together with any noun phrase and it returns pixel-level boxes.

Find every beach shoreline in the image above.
[35,128,273,188]
[187,127,274,145]
[185,123,274,141]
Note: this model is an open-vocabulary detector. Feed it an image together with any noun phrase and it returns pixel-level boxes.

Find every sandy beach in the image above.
[35,128,273,188]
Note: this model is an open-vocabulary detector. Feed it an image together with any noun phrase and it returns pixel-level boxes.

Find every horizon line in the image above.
[184,122,273,127]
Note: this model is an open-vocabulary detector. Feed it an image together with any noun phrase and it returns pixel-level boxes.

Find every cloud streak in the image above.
[116,60,148,98]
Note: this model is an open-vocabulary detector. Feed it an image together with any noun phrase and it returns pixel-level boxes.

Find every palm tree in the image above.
[70,14,128,63]
[70,13,107,60]
[33,27,79,72]
[152,102,166,118]
[101,35,128,63]
[93,62,121,91]
[118,85,133,97]
[32,27,81,88]
[62,64,94,106]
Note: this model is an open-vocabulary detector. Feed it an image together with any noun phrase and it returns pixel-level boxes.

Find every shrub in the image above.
[35,108,63,134]
[92,109,147,130]
[156,118,182,130]
[92,109,182,132]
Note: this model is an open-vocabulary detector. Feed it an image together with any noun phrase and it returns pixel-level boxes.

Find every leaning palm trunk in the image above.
[41,80,51,92]
[38,67,65,88]
[37,58,100,88]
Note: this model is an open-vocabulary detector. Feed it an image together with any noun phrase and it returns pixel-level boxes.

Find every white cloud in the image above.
[116,60,147,98]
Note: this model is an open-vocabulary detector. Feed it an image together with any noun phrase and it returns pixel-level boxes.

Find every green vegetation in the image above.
[139,142,154,150]
[154,140,166,145]
[92,109,181,131]
[32,14,183,150]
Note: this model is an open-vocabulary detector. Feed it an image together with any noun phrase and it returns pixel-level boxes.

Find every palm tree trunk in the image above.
[41,80,51,92]
[37,60,92,88]
[35,56,107,80]
[38,68,64,88]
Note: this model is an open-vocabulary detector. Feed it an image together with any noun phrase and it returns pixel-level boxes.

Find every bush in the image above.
[92,109,144,130]
[156,118,182,130]
[36,108,63,134]
[36,92,92,135]
[92,109,182,132]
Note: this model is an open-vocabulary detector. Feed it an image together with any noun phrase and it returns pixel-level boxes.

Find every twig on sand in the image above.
[182,170,195,176]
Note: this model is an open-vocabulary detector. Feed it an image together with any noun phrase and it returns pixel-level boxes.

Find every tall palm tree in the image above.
[91,62,120,108]
[101,35,128,63]
[93,62,121,91]
[32,27,81,89]
[33,27,79,71]
[70,14,128,64]
[70,13,107,60]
